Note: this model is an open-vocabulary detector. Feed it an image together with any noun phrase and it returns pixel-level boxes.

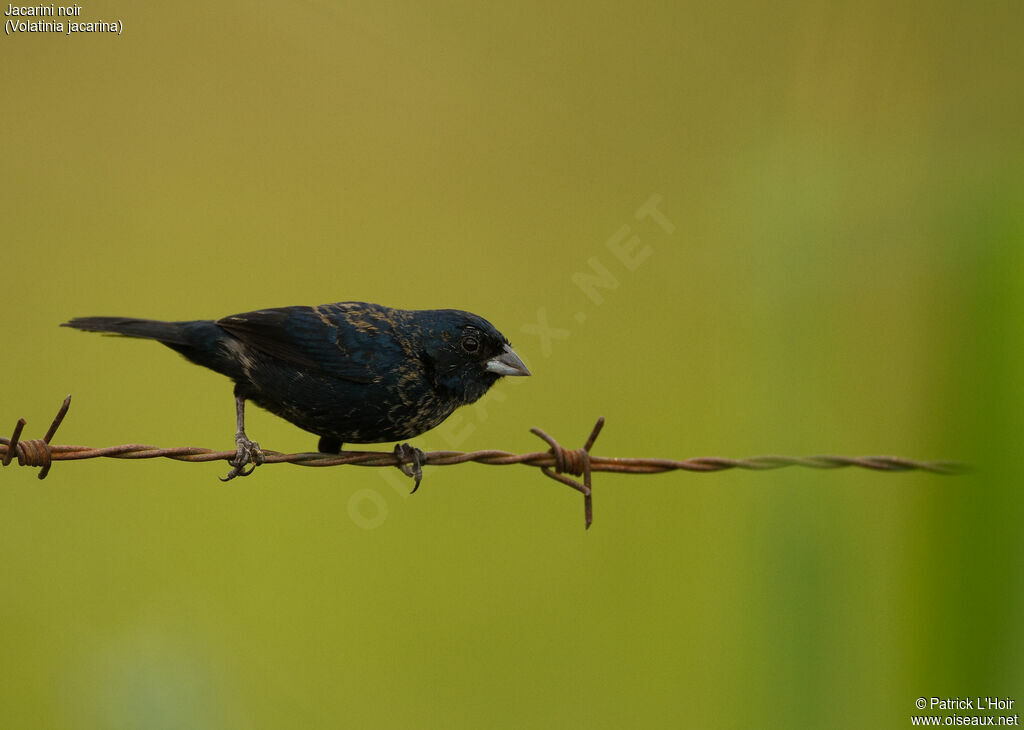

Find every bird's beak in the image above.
[485,344,531,376]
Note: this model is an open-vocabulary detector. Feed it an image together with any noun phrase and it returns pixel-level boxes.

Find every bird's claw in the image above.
[394,443,425,493]
[221,432,265,481]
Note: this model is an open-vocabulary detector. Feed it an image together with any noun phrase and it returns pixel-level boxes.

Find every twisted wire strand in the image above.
[1,439,966,474]
[1,396,968,528]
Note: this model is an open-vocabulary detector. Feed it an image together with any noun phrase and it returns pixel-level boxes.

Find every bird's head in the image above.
[419,310,530,404]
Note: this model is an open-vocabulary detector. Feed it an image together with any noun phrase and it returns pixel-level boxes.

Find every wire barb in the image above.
[531,417,604,529]
[1,395,71,479]
[1,396,969,527]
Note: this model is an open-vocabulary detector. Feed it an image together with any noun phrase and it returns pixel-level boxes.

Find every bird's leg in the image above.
[393,443,425,493]
[221,392,265,481]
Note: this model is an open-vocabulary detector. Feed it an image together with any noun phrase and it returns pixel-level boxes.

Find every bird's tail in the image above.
[61,317,192,345]
[62,316,240,378]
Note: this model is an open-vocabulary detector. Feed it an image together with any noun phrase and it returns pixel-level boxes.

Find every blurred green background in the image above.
[2,1,1022,727]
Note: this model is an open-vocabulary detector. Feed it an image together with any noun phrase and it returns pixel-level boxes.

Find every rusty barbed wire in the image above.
[2,396,968,528]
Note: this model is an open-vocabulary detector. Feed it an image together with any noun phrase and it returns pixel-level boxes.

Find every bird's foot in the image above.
[221,431,265,481]
[394,443,425,493]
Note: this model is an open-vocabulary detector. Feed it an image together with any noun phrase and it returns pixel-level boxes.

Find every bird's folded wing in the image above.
[216,306,381,383]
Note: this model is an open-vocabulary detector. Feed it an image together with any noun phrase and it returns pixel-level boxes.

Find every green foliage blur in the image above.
[2,2,1021,727]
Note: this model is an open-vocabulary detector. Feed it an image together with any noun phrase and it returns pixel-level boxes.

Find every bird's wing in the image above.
[216,306,392,384]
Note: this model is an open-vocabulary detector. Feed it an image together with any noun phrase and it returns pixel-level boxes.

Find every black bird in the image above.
[62,302,530,483]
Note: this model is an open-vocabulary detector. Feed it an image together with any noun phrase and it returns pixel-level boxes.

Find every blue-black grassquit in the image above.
[63,302,529,482]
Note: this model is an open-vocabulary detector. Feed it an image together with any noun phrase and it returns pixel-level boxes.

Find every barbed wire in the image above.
[2,396,968,528]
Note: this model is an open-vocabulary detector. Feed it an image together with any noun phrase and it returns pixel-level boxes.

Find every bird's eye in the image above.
[461,335,480,354]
